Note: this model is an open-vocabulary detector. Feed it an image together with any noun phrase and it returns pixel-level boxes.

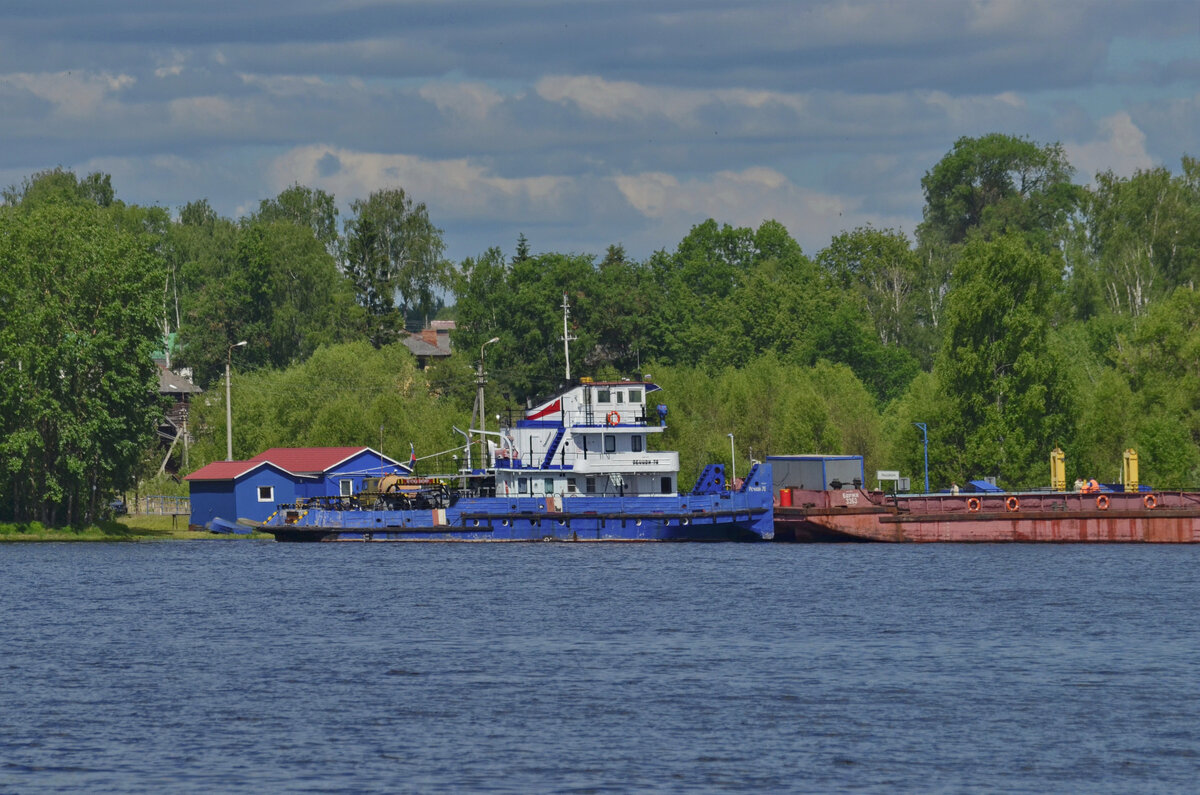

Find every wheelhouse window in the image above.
[629,389,642,404]
[631,435,643,453]
[604,434,617,453]
[257,485,275,502]
[586,477,596,493]
[518,477,529,494]
[544,478,554,494]
[660,477,672,494]
[340,479,353,497]
[597,389,611,403]
[615,391,624,404]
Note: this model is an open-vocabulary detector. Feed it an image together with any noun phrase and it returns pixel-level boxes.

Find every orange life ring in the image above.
[606,411,621,425]
[967,497,981,513]
[1096,494,1109,510]
[1005,496,1020,512]
[1143,494,1157,509]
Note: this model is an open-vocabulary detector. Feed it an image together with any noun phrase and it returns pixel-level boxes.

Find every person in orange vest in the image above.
[1082,478,1100,494]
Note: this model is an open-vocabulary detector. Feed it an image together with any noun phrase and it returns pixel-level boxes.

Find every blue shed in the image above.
[185,446,410,531]
[185,460,301,529]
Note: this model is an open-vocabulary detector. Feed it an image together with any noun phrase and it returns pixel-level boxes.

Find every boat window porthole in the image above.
[502,519,510,527]
[635,519,642,527]
[557,519,566,526]
[472,519,479,527]
[682,518,690,526]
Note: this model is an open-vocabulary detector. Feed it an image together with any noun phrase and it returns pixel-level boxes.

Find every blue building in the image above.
[186,446,409,530]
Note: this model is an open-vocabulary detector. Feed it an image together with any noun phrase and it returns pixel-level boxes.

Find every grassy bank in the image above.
[0,515,271,542]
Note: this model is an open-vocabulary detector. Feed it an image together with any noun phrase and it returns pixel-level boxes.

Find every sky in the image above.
[3,1,1199,263]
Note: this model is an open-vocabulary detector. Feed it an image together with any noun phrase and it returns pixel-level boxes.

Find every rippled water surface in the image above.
[3,541,1200,792]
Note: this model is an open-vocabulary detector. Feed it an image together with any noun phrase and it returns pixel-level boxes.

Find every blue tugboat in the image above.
[261,376,773,542]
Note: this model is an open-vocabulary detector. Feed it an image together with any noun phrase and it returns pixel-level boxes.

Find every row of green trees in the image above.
[0,184,163,525]
[7,132,1200,524]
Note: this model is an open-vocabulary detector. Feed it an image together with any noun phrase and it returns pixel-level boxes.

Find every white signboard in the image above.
[876,470,901,480]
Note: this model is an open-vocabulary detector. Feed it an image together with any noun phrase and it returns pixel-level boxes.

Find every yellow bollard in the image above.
[1123,449,1139,493]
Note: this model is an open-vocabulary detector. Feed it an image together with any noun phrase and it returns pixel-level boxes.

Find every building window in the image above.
[597,389,610,403]
[604,434,616,453]
[631,435,643,453]
[340,479,353,497]
[257,485,274,502]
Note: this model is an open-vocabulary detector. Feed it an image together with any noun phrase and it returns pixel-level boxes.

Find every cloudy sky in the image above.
[3,1,1198,262]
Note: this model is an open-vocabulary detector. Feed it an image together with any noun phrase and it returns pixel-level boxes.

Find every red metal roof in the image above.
[186,447,406,482]
[247,446,376,474]
[185,460,274,481]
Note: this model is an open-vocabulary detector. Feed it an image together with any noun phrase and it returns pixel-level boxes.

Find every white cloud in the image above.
[167,95,239,131]
[0,70,135,115]
[268,145,576,220]
[238,72,331,96]
[418,81,506,122]
[536,75,806,124]
[1065,111,1154,182]
[613,167,905,253]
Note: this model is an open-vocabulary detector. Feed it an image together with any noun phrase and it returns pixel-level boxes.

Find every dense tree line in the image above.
[8,132,1200,525]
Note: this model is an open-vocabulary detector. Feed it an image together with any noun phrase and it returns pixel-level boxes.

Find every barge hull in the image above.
[775,489,1200,543]
[264,466,776,542]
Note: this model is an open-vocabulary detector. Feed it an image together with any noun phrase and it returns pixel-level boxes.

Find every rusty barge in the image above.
[769,454,1200,543]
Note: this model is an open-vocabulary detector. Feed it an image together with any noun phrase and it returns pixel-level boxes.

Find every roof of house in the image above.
[186,447,410,482]
[247,446,404,474]
[156,362,202,394]
[184,460,282,481]
[402,326,452,358]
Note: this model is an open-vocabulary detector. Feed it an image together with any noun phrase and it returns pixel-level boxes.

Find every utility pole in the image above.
[225,340,247,461]
[477,337,500,464]
[561,292,576,381]
[914,422,929,494]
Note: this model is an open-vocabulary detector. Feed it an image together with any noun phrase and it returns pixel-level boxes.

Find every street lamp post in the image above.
[728,432,736,484]
[226,341,247,461]
[476,337,500,460]
[913,422,929,494]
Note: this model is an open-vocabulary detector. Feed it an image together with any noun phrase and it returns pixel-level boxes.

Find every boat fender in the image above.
[1143,494,1156,509]
[967,497,981,513]
[1097,494,1110,510]
[1005,496,1020,512]
[606,411,621,425]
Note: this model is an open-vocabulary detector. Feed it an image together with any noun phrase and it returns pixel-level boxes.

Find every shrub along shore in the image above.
[0,515,270,542]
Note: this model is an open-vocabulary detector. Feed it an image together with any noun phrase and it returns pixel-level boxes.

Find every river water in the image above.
[2,541,1199,793]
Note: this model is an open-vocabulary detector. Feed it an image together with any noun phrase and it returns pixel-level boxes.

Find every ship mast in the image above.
[561,292,575,381]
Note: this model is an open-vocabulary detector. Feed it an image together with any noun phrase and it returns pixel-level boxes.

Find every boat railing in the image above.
[514,408,656,428]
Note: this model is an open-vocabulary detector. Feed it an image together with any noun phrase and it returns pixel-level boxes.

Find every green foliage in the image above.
[650,354,884,481]
[818,226,921,348]
[14,137,1200,506]
[0,200,164,525]
[3,167,115,208]
[343,187,449,345]
[253,184,340,257]
[918,133,1081,250]
[1081,159,1200,317]
[188,341,470,473]
[930,235,1074,487]
[174,216,362,387]
[1110,286,1200,486]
